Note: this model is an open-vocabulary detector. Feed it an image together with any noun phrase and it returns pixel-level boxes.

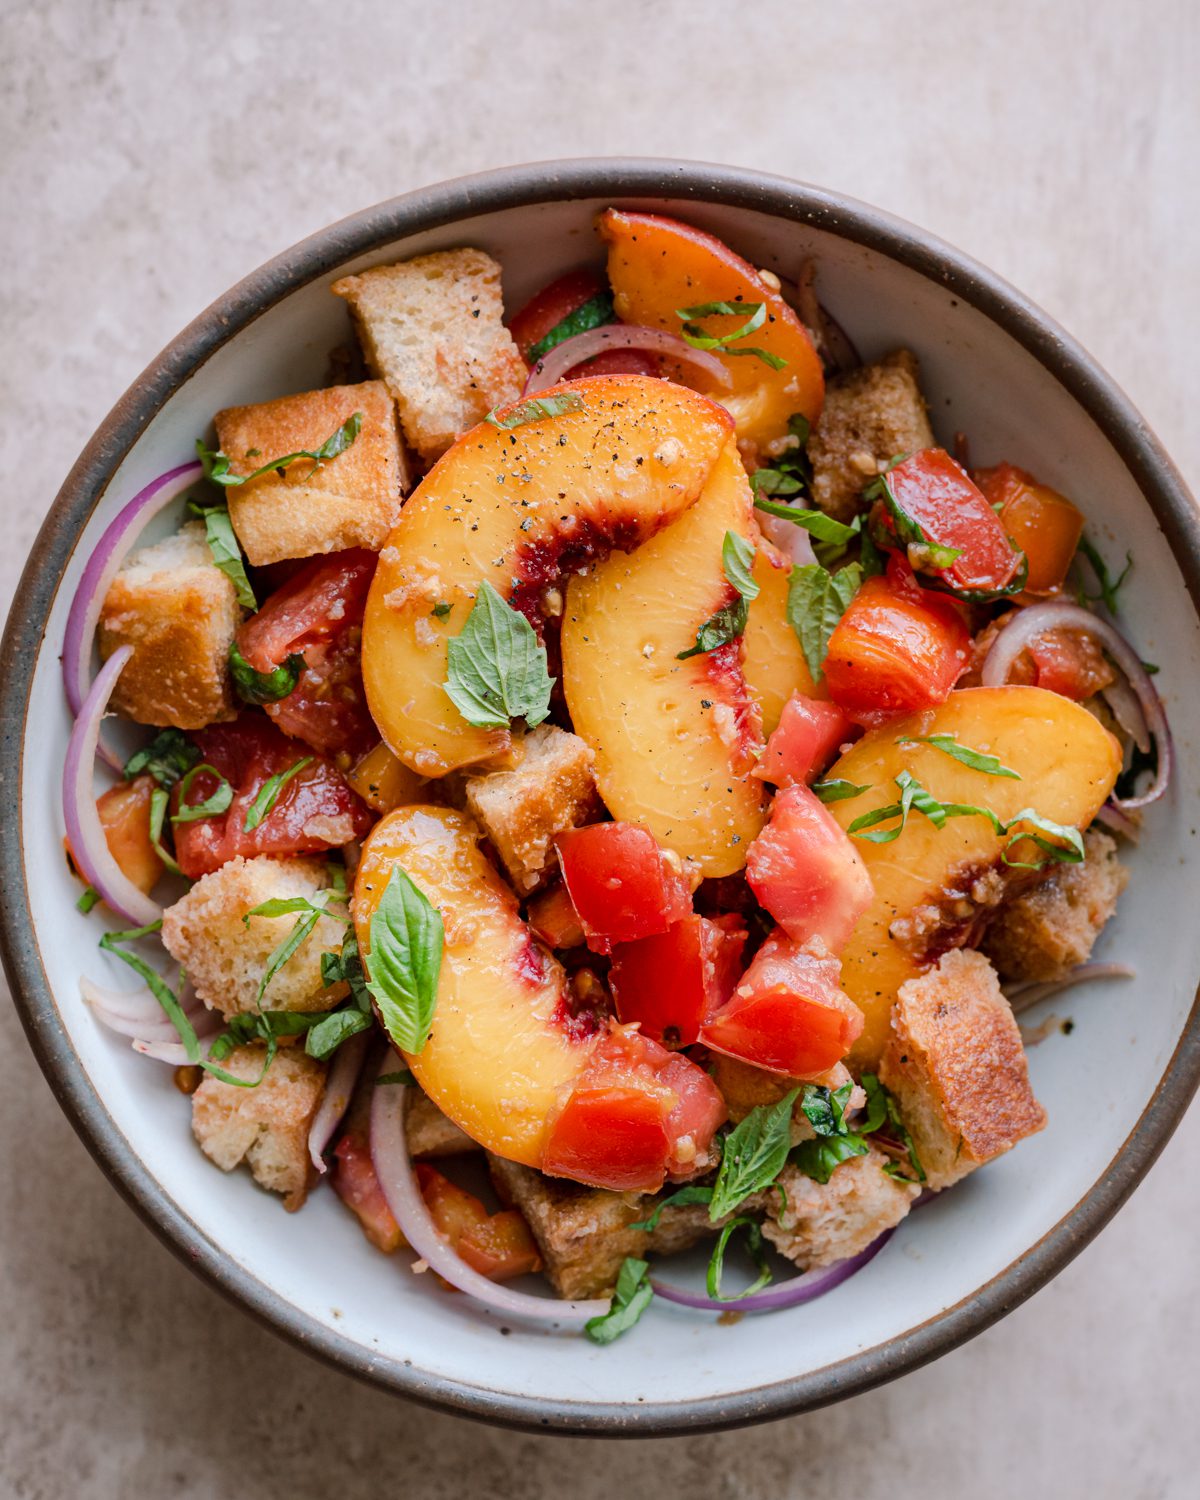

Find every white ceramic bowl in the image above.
[3,160,1198,1434]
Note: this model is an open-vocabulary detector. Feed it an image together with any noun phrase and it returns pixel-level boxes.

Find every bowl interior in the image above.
[13,179,1200,1429]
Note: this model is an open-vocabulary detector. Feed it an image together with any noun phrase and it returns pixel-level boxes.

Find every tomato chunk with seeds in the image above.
[880,448,1022,594]
[745,784,873,953]
[754,692,855,788]
[609,913,746,1046]
[555,822,692,952]
[457,1210,543,1281]
[823,564,970,725]
[976,463,1084,596]
[332,1130,403,1253]
[699,929,864,1076]
[235,549,377,762]
[171,713,373,878]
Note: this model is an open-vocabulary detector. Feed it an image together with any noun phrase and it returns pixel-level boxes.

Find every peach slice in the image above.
[361,375,733,776]
[354,805,591,1166]
[742,546,819,737]
[599,208,825,455]
[822,686,1122,1067]
[561,440,767,877]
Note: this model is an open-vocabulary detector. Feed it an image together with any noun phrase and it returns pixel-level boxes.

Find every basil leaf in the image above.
[790,1132,871,1184]
[171,763,234,824]
[243,894,346,925]
[527,292,615,363]
[859,1073,925,1183]
[147,786,182,876]
[708,1088,799,1221]
[1001,809,1086,870]
[192,505,257,609]
[753,500,859,548]
[585,1256,654,1345]
[750,468,804,500]
[253,904,325,1007]
[304,1006,374,1060]
[676,596,749,660]
[484,392,584,430]
[909,732,1021,779]
[124,728,199,790]
[196,412,363,489]
[798,1080,855,1137]
[676,301,787,370]
[706,1216,773,1301]
[857,1073,891,1135]
[76,885,100,914]
[322,929,370,1010]
[243,756,314,833]
[1077,535,1132,614]
[786,562,862,681]
[229,642,305,705]
[629,1184,714,1233]
[431,601,452,619]
[365,865,444,1054]
[722,530,760,601]
[812,778,872,804]
[444,580,554,729]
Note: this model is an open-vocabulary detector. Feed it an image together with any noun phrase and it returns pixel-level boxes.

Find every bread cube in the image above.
[161,854,347,1018]
[406,1091,477,1158]
[215,380,405,565]
[192,1045,325,1209]
[98,520,240,729]
[763,1152,918,1268]
[880,948,1046,1189]
[332,249,526,464]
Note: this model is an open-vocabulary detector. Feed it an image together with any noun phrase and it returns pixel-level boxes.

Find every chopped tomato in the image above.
[975,463,1084,595]
[457,1210,543,1281]
[91,774,164,894]
[609,913,746,1046]
[1026,628,1114,699]
[878,448,1022,594]
[823,563,970,724]
[541,1028,726,1192]
[508,267,657,379]
[753,692,855,787]
[700,928,864,1076]
[235,549,377,762]
[744,784,873,953]
[526,883,585,949]
[555,822,692,952]
[171,713,374,878]
[332,1130,403,1252]
[416,1163,490,1243]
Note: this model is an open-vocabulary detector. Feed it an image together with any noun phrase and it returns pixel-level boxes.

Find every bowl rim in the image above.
[3,156,1199,1436]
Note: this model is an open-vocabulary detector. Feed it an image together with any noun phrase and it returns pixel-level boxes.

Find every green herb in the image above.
[706,1217,773,1300]
[484,392,585,430]
[909,732,1021,779]
[863,469,963,573]
[676,531,760,660]
[790,1132,871,1184]
[76,885,100,914]
[376,1068,417,1087]
[444,580,554,729]
[527,292,615,363]
[790,1075,923,1185]
[1001,809,1086,870]
[629,1184,714,1233]
[752,500,859,549]
[798,1080,856,1136]
[304,1006,374,1060]
[676,300,787,370]
[243,756,313,832]
[320,929,370,1010]
[207,1008,333,1068]
[188,501,257,609]
[721,530,760,601]
[786,562,863,681]
[229,642,305,705]
[748,415,812,504]
[431,601,452,620]
[170,763,234,824]
[364,865,444,1054]
[307,931,374,1060]
[243,891,345,1007]
[197,412,363,489]
[708,1089,799,1221]
[585,1256,654,1344]
[1077,535,1132,614]
[859,527,885,578]
[812,779,872,804]
[147,786,182,876]
[861,1074,925,1183]
[124,728,199,790]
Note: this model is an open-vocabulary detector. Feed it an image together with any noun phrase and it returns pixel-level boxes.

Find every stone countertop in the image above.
[1,2,1196,1496]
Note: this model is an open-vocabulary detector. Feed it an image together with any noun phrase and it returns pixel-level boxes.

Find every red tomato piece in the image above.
[525,883,585,949]
[508,267,657,379]
[975,463,1084,596]
[416,1164,490,1242]
[700,928,864,1076]
[332,1130,403,1253]
[609,913,747,1046]
[1026,629,1114,700]
[555,822,692,952]
[657,1050,729,1179]
[457,1210,544,1281]
[823,566,970,725]
[745,784,873,954]
[171,713,374,878]
[881,448,1022,594]
[235,549,377,763]
[753,692,855,787]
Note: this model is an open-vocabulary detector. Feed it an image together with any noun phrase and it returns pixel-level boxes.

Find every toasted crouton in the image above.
[406,1091,478,1157]
[807,349,935,521]
[488,1155,716,1300]
[763,1151,918,1268]
[98,521,240,730]
[161,855,346,1018]
[982,828,1127,982]
[192,1045,325,1209]
[215,380,405,565]
[464,726,598,894]
[332,250,526,464]
[880,949,1046,1189]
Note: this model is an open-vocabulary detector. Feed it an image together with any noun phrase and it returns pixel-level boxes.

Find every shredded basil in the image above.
[527,292,615,363]
[364,864,444,1054]
[812,778,872,804]
[187,500,257,609]
[197,412,363,489]
[706,1217,773,1301]
[484,392,584,430]
[907,732,1021,779]
[786,561,862,681]
[444,580,554,729]
[170,763,234,824]
[863,469,963,572]
[1077,535,1132,614]
[243,890,346,1007]
[307,930,374,1060]
[124,728,199,790]
[147,786,182,876]
[676,300,787,370]
[677,531,759,660]
[376,1068,417,1087]
[585,1256,654,1345]
[753,500,858,550]
[629,1184,714,1234]
[229,642,305,705]
[708,1089,799,1221]
[76,885,100,914]
[243,756,313,833]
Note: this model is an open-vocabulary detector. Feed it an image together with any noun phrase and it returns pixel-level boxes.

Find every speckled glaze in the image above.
[2,160,1198,1435]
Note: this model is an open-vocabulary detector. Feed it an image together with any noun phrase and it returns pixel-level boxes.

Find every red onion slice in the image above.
[651,1227,895,1314]
[369,1054,608,1326]
[64,646,163,926]
[757,511,817,567]
[980,600,1170,809]
[63,461,203,723]
[132,1039,196,1065]
[522,325,732,397]
[308,1031,370,1173]
[1006,961,1135,1015]
[1095,801,1141,843]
